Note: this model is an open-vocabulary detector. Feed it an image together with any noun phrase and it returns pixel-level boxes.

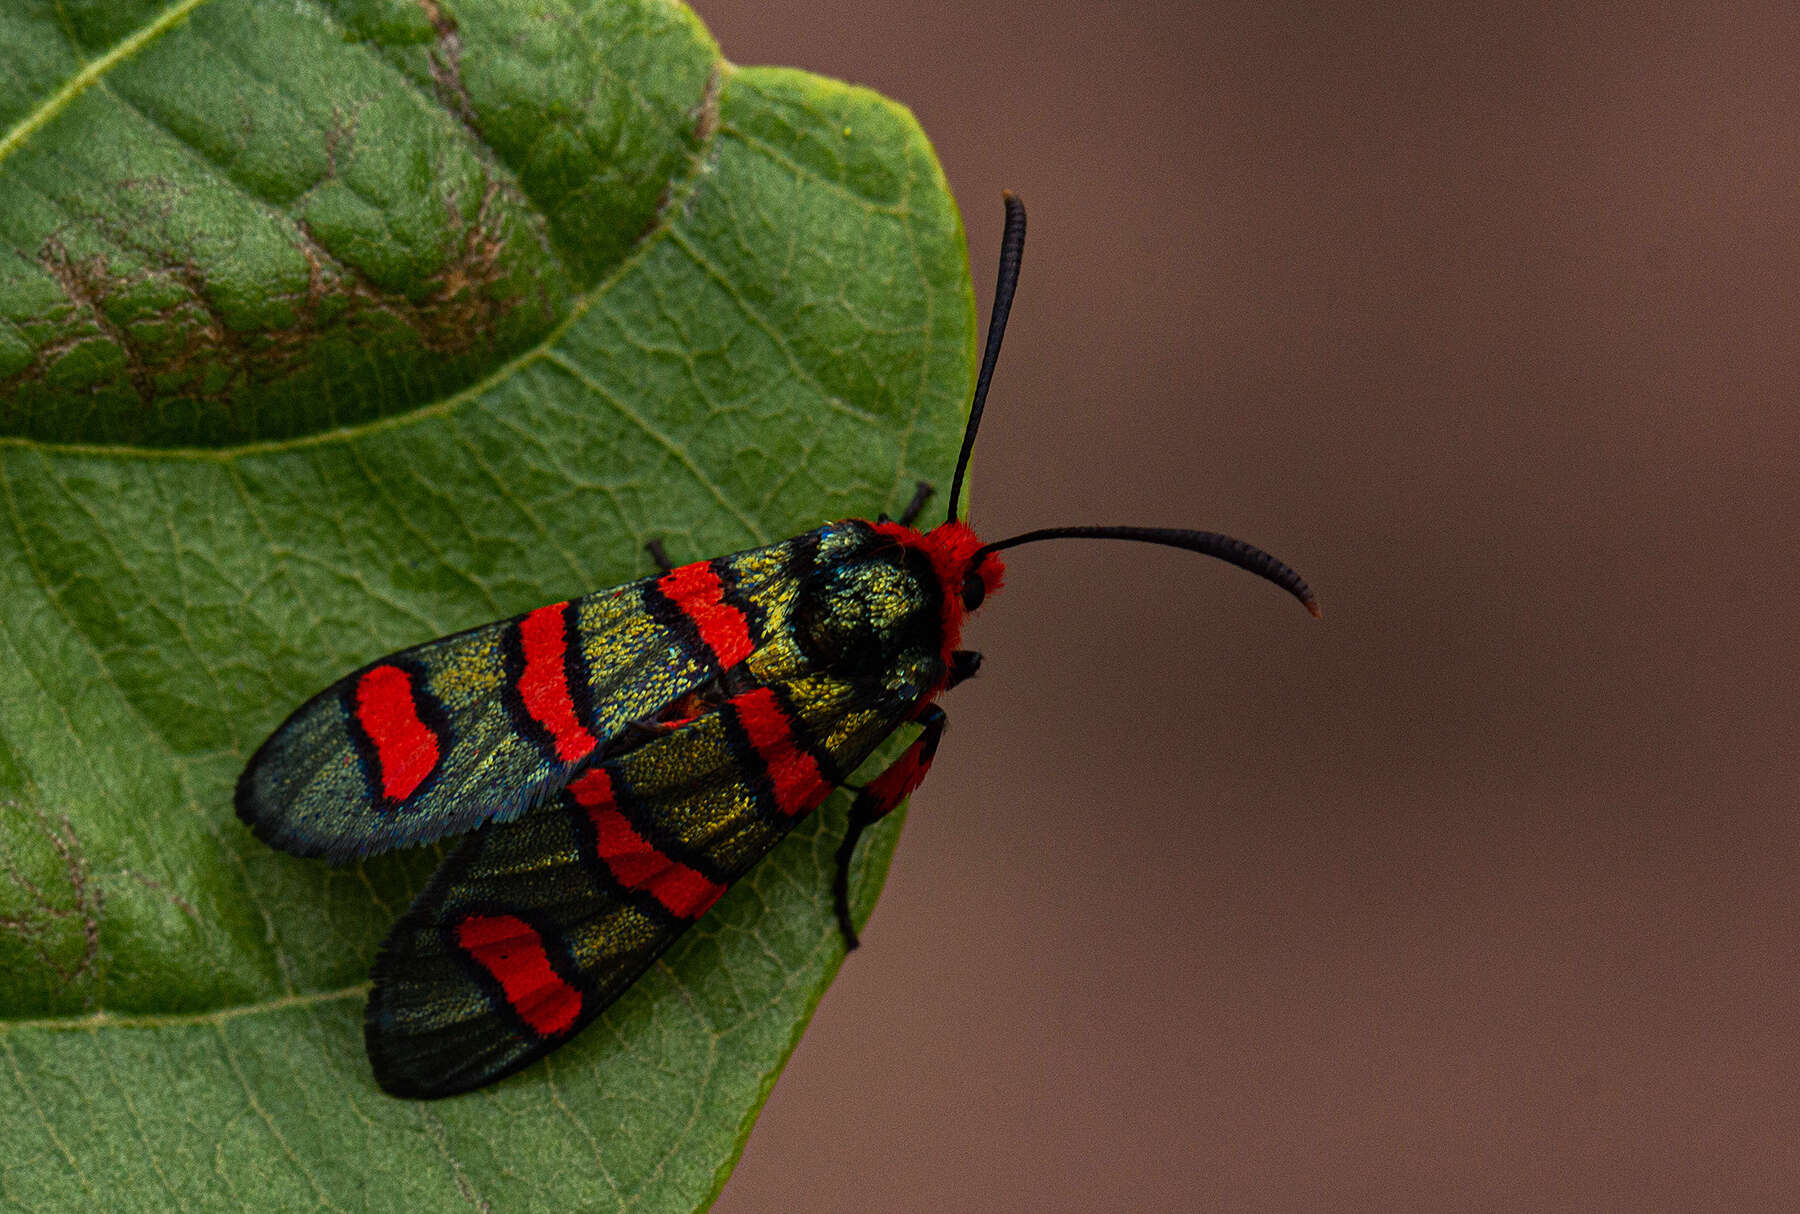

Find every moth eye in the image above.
[961,573,986,612]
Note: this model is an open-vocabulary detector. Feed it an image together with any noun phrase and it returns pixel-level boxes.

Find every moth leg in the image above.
[619,718,667,746]
[834,704,947,950]
[645,538,676,572]
[606,717,675,757]
[898,480,935,528]
[946,649,982,690]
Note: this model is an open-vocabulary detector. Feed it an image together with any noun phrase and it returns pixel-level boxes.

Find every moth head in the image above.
[868,519,1005,674]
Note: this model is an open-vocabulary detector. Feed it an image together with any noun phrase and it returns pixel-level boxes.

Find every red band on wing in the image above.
[516,603,598,762]
[733,688,828,817]
[658,562,754,667]
[354,664,440,802]
[569,768,726,919]
[453,913,583,1037]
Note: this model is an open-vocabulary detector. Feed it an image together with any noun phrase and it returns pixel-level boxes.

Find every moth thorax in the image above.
[794,556,938,678]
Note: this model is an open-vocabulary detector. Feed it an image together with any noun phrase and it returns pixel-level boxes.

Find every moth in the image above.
[237,194,1319,1099]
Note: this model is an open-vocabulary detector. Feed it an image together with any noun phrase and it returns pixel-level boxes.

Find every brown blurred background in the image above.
[698,3,1800,1209]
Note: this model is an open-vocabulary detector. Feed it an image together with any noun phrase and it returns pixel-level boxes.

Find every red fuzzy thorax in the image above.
[870,519,1005,668]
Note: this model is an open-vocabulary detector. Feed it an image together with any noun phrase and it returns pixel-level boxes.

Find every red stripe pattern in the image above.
[733,688,829,817]
[453,913,583,1037]
[859,734,935,816]
[514,603,599,762]
[658,562,754,668]
[568,768,727,919]
[354,664,440,802]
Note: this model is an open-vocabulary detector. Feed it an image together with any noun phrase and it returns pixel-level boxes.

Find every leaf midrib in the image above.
[0,0,212,168]
[0,982,365,1032]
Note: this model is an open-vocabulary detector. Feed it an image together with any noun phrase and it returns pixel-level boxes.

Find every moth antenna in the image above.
[975,525,1321,617]
[946,192,1028,524]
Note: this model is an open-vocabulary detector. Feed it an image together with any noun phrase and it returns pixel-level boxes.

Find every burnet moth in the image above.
[236,194,1319,1099]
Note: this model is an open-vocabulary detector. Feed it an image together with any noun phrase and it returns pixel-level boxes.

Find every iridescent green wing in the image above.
[364,669,911,1098]
[236,525,880,861]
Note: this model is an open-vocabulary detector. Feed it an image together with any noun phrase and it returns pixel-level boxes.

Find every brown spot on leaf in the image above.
[0,160,544,441]
[693,64,723,145]
[420,0,485,145]
[418,176,514,350]
[633,66,726,249]
[322,104,361,180]
[118,870,200,922]
[36,237,154,404]
[0,800,103,1001]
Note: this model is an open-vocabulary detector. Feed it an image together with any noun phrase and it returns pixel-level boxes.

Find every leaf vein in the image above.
[717,126,908,215]
[1,1033,98,1201]
[663,228,899,452]
[0,983,366,1032]
[214,1021,348,1213]
[539,348,766,544]
[0,0,212,169]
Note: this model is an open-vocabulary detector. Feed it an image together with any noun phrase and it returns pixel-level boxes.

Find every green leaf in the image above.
[0,1,973,1208]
